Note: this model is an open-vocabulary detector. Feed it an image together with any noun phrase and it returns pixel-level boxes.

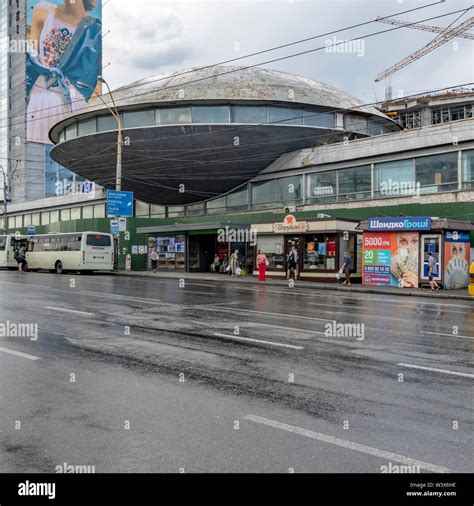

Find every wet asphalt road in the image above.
[0,270,472,474]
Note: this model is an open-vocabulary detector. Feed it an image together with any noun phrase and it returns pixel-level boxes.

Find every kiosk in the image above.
[357,217,473,289]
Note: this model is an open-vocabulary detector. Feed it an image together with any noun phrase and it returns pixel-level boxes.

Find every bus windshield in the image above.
[86,234,112,247]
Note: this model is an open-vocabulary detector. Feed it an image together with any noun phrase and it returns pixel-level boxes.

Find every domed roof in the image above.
[88,65,390,120]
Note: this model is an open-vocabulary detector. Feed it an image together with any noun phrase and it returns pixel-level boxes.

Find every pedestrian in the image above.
[211,254,220,273]
[257,249,268,282]
[230,249,239,277]
[287,243,298,281]
[16,244,27,273]
[151,248,158,273]
[427,252,440,291]
[342,251,352,286]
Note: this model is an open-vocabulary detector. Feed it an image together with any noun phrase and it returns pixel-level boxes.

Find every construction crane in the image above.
[375,16,474,40]
[375,16,474,82]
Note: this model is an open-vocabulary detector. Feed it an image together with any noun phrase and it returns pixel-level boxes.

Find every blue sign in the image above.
[445,231,470,242]
[367,216,431,231]
[377,250,391,265]
[27,225,36,236]
[107,190,134,217]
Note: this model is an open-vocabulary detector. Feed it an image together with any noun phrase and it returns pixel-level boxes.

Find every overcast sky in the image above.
[102,0,474,103]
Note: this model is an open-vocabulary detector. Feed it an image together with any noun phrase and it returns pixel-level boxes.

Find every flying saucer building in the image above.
[49,65,400,206]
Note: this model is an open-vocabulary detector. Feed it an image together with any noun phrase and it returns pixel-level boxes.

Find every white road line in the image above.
[214,333,304,350]
[45,306,95,316]
[398,363,474,379]
[208,307,331,322]
[420,331,474,340]
[306,302,411,322]
[244,414,452,473]
[243,322,324,335]
[0,346,42,361]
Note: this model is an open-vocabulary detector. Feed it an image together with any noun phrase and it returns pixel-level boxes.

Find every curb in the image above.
[112,272,474,301]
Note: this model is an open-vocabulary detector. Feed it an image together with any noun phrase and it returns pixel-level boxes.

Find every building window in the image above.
[78,117,97,136]
[8,217,15,230]
[94,204,106,218]
[15,215,23,229]
[226,187,248,209]
[206,196,226,215]
[32,213,41,226]
[231,106,268,124]
[192,106,230,123]
[345,114,367,134]
[269,107,303,125]
[150,205,166,218]
[60,209,71,222]
[252,180,276,207]
[306,171,337,203]
[275,176,302,205]
[415,152,458,193]
[256,235,285,270]
[168,206,185,218]
[41,212,50,225]
[186,203,205,216]
[338,165,372,201]
[71,208,81,220]
[368,120,390,135]
[303,110,334,128]
[82,206,93,219]
[98,114,118,132]
[375,159,414,198]
[158,107,191,125]
[65,123,77,140]
[135,201,150,217]
[303,235,335,270]
[23,214,32,226]
[123,110,155,128]
[463,150,474,190]
[50,210,59,224]
[398,111,421,129]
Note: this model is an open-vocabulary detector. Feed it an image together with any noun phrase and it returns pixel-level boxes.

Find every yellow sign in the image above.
[272,215,309,234]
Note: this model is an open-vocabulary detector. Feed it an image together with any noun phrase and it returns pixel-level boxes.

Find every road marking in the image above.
[420,331,474,340]
[214,333,304,350]
[398,363,474,379]
[243,322,324,335]
[45,306,95,316]
[306,302,412,322]
[186,301,240,308]
[0,346,42,361]
[244,414,452,473]
[207,307,331,322]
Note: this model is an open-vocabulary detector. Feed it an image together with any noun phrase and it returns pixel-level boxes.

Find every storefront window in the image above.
[415,152,458,193]
[463,150,474,190]
[375,159,414,198]
[306,171,337,203]
[256,236,284,270]
[275,176,302,205]
[303,235,337,270]
[338,165,371,201]
[156,235,185,270]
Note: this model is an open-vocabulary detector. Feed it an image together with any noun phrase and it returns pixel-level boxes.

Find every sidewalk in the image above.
[114,270,474,301]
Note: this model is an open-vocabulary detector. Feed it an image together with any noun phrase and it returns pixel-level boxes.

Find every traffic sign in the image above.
[106,190,134,217]
[27,225,36,236]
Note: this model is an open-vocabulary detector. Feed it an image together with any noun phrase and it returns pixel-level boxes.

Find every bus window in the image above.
[68,236,82,251]
[86,234,111,247]
[0,236,6,251]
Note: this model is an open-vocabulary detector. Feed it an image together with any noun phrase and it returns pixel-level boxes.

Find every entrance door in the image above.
[285,236,302,278]
[420,235,442,282]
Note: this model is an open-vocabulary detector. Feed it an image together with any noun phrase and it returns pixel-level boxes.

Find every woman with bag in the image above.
[257,249,268,282]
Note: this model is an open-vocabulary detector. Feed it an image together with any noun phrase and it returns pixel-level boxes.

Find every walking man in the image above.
[427,252,440,291]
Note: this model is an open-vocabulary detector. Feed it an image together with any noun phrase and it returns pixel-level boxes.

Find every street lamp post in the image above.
[0,164,7,234]
[79,76,122,191]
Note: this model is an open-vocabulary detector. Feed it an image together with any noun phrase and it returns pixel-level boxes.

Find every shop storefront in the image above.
[252,215,362,282]
[138,222,252,273]
[358,217,474,289]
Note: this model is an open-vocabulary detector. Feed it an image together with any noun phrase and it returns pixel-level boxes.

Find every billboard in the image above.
[444,232,471,289]
[363,232,420,288]
[26,0,102,144]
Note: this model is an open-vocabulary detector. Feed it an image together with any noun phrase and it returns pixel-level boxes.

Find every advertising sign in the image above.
[362,232,420,288]
[26,0,103,144]
[444,231,471,289]
[110,219,119,235]
[106,190,134,217]
[272,215,309,233]
[367,216,431,232]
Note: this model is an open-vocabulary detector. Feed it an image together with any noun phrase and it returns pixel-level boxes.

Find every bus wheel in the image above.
[55,261,64,274]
